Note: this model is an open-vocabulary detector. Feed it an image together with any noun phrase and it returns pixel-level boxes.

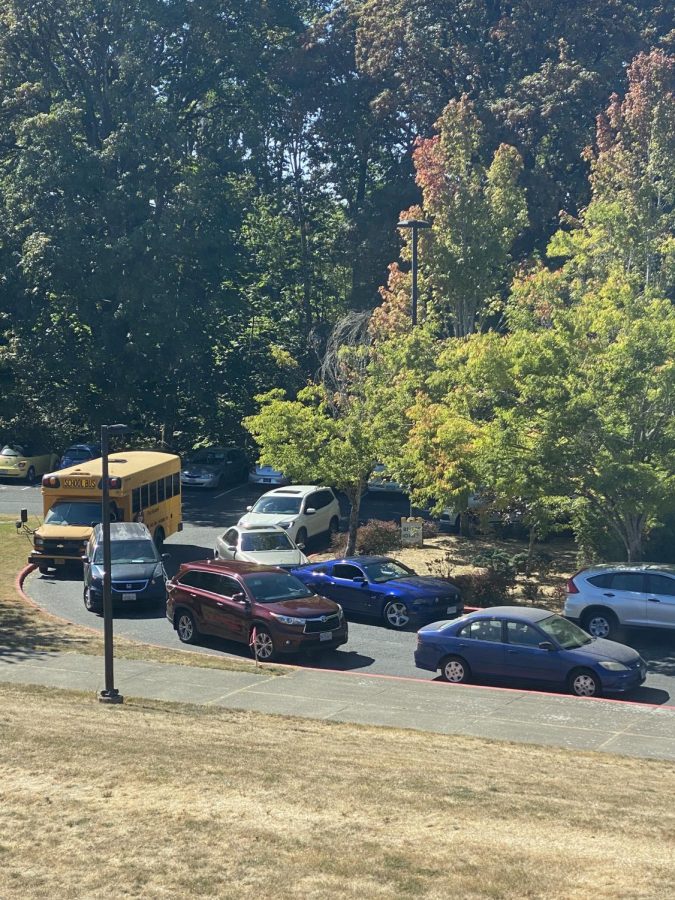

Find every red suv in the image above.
[166,559,348,661]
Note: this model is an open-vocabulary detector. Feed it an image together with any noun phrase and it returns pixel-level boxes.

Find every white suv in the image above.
[238,486,341,547]
[564,564,675,638]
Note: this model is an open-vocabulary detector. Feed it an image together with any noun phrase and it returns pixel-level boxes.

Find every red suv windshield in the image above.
[242,572,314,603]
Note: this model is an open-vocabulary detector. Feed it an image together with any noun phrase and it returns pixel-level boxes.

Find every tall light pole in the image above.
[98,423,131,705]
[397,218,430,326]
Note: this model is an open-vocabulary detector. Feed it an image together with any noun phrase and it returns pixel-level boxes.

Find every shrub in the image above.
[451,570,514,607]
[472,549,517,576]
[422,519,439,539]
[520,581,540,603]
[330,519,402,556]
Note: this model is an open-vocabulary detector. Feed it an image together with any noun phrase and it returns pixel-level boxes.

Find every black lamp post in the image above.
[397,218,430,326]
[98,423,131,705]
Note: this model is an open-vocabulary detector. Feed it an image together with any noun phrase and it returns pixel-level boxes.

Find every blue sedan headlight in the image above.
[598,661,629,672]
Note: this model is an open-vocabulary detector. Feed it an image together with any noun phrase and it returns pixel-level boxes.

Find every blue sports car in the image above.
[291,556,462,629]
[415,606,647,697]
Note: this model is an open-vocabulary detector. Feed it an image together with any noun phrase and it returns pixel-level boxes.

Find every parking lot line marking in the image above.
[213,485,249,500]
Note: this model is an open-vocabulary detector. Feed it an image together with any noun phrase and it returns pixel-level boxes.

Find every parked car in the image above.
[215,524,309,568]
[0,445,58,483]
[166,559,348,661]
[181,447,248,489]
[83,522,168,614]
[414,606,646,697]
[367,463,404,493]
[292,555,462,630]
[238,485,340,547]
[564,564,675,639]
[58,442,101,470]
[249,463,289,486]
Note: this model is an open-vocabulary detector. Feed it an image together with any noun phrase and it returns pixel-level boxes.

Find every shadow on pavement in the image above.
[428,674,673,706]
[187,633,373,671]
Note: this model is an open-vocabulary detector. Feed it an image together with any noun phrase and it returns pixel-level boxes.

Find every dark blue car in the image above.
[292,556,462,629]
[58,442,101,470]
[415,606,647,697]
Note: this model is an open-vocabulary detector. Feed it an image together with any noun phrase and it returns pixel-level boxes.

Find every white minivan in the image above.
[238,485,341,547]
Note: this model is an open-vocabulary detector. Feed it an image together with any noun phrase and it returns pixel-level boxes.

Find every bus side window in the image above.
[165,475,173,499]
[141,484,149,509]
[149,480,158,506]
[158,478,165,502]
[172,473,180,495]
[132,488,141,515]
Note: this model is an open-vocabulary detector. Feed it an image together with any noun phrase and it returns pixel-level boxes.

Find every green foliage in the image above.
[329,519,402,556]
[411,98,528,336]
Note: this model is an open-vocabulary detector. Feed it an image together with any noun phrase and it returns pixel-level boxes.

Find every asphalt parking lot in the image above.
[12,479,675,706]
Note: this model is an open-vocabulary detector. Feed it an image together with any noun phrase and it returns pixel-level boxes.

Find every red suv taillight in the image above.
[566,577,580,594]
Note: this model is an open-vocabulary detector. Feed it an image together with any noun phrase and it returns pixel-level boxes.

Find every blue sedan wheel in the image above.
[441,655,471,684]
[569,669,601,698]
[383,600,410,629]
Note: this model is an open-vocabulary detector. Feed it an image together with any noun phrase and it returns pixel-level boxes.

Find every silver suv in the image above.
[564,564,675,638]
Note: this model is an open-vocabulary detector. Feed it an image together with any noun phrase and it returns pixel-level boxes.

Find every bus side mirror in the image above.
[20,508,28,524]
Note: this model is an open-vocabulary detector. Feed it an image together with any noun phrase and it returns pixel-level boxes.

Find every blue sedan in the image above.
[292,556,462,629]
[415,606,647,697]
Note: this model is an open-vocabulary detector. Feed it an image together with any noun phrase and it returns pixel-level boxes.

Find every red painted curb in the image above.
[14,569,675,711]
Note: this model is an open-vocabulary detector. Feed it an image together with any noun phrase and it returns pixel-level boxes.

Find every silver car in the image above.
[564,564,675,638]
[215,524,309,568]
[181,447,248,489]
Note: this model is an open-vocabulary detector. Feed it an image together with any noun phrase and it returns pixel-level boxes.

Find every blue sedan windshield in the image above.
[363,560,415,583]
[538,615,592,649]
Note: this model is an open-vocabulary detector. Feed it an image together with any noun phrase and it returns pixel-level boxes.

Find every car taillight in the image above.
[566,577,579,594]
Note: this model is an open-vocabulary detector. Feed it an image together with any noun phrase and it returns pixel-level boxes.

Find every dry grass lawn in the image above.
[0,519,284,675]
[0,682,674,900]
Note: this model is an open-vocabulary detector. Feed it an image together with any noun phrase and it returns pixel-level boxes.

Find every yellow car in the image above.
[0,445,59,483]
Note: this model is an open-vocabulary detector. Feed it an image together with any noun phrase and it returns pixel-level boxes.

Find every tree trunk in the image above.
[345,484,363,556]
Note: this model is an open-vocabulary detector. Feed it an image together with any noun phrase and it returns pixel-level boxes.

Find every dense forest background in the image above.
[0,0,672,454]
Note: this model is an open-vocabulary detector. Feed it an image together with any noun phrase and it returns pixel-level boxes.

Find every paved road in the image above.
[21,481,675,706]
[0,482,43,517]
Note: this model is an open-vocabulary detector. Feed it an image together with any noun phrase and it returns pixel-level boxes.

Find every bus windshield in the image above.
[45,501,102,527]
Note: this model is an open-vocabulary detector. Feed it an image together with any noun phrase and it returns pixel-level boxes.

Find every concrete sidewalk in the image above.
[1,651,674,761]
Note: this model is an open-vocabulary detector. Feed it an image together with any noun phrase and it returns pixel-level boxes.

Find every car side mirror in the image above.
[246,505,253,512]
[226,544,236,552]
[539,641,555,651]
[297,542,305,549]
[305,507,316,515]
[353,575,366,584]
[233,592,250,608]
[162,553,170,560]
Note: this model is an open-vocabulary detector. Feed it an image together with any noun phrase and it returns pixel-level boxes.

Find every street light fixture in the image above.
[98,423,132,705]
[397,218,430,326]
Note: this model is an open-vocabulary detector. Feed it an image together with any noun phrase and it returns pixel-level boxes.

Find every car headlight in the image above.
[270,612,306,626]
[598,661,629,672]
[91,564,104,584]
[278,521,294,530]
[336,604,344,620]
[151,562,165,583]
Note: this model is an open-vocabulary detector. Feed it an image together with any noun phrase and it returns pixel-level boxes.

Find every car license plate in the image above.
[446,606,456,615]
[319,631,333,641]
[122,593,137,602]
[262,478,271,483]
[54,558,65,566]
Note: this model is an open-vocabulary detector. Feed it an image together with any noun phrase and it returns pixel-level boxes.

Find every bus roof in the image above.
[54,450,179,479]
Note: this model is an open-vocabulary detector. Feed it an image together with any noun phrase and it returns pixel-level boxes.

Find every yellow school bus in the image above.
[29,451,182,573]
